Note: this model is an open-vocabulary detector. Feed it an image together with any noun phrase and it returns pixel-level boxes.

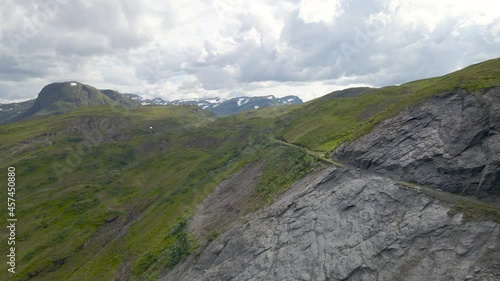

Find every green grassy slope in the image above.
[278,58,500,152]
[0,105,319,281]
[1,58,499,280]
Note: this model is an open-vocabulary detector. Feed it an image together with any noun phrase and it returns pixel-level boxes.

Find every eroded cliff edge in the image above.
[162,167,500,281]
[334,88,500,198]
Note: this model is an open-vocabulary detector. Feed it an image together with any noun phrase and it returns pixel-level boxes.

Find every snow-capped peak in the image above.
[237,98,249,107]
[125,94,302,116]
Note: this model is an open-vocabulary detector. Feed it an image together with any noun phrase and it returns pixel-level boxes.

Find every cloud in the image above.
[298,0,344,24]
[0,0,499,103]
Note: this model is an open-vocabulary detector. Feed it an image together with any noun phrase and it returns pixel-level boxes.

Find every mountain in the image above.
[209,95,302,116]
[123,93,169,105]
[163,58,500,280]
[1,58,499,281]
[164,166,500,281]
[124,94,303,115]
[0,84,302,124]
[163,59,500,281]
[8,82,136,123]
[100,89,138,107]
[334,87,500,197]
[0,99,35,124]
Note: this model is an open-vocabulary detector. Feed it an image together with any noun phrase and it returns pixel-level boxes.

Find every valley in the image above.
[0,58,499,281]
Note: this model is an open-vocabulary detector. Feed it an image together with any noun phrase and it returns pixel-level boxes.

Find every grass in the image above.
[277,58,500,152]
[0,103,322,280]
[396,181,500,224]
[132,214,196,278]
[271,137,342,166]
[448,200,500,224]
[249,137,320,207]
[0,106,219,280]
[1,58,499,280]
[395,181,464,204]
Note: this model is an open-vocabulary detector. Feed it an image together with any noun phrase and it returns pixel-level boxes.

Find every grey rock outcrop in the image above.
[162,167,500,281]
[334,88,500,197]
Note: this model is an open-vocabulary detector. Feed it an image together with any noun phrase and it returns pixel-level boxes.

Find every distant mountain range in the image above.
[2,58,500,280]
[0,81,302,123]
[124,94,302,116]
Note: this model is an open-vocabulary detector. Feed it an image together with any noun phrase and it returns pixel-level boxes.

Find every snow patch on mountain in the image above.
[237,98,249,107]
[123,94,303,116]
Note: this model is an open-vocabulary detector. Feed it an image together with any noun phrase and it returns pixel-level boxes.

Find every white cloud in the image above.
[0,0,499,103]
[386,0,500,31]
[298,0,344,24]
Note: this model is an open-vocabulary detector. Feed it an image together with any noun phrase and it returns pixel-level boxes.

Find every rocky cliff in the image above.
[160,87,500,281]
[162,167,500,281]
[334,88,500,198]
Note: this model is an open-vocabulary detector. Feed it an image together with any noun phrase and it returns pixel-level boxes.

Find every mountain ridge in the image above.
[5,82,136,124]
[124,94,303,116]
[1,57,499,280]
[0,82,303,124]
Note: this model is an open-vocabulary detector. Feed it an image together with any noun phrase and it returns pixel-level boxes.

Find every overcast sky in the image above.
[0,0,499,103]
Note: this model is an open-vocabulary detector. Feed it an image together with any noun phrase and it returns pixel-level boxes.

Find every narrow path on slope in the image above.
[270,137,342,167]
[271,137,500,216]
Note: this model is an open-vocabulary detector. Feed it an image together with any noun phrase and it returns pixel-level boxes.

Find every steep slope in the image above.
[334,88,500,198]
[1,58,500,281]
[161,58,500,280]
[0,105,217,281]
[163,167,500,281]
[0,104,318,281]
[278,58,500,152]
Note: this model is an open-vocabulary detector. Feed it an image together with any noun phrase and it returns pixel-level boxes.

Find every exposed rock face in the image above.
[190,162,263,244]
[334,88,500,197]
[162,167,499,281]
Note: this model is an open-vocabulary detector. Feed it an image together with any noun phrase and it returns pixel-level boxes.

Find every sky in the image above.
[0,0,499,103]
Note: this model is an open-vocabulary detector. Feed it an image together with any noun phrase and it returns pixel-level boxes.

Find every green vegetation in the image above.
[132,214,196,280]
[254,142,318,204]
[278,58,500,152]
[163,215,195,268]
[0,102,320,280]
[448,200,500,224]
[1,58,499,280]
[396,181,500,224]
